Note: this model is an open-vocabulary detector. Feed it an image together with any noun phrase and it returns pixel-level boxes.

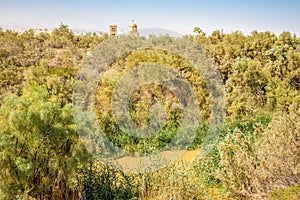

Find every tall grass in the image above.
[78,154,221,200]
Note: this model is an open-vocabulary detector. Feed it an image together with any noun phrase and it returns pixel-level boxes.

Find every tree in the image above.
[226,58,267,118]
[0,86,83,199]
[193,27,206,36]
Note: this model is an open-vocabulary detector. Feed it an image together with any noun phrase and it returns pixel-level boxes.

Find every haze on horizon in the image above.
[0,0,300,35]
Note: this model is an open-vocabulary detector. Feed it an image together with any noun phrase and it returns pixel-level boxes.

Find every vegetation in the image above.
[0,24,299,199]
[0,86,84,199]
[270,184,300,200]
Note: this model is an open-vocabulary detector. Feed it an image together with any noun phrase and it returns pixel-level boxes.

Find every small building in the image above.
[109,23,117,36]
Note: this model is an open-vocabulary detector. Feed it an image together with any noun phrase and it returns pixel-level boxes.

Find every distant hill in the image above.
[0,23,106,35]
[0,24,183,37]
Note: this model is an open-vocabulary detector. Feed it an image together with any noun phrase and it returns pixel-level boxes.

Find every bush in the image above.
[270,184,300,200]
[0,86,83,199]
[217,103,300,198]
[193,115,271,188]
[79,161,138,200]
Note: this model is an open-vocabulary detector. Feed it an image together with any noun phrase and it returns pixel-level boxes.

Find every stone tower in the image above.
[128,20,139,37]
[109,23,117,36]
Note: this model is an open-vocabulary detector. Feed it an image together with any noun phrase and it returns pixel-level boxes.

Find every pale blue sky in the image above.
[0,0,299,35]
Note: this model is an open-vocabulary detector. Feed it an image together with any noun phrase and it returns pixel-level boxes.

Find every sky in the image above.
[0,0,300,35]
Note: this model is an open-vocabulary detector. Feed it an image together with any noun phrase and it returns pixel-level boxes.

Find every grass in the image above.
[80,149,232,200]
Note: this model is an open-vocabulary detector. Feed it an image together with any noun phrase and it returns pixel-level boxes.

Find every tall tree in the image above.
[0,86,84,199]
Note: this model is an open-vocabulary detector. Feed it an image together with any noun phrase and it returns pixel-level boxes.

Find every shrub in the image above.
[79,161,138,200]
[217,102,300,198]
[0,86,83,199]
[270,184,300,200]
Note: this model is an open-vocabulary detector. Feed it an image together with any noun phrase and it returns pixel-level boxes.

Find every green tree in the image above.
[226,58,267,118]
[0,86,83,199]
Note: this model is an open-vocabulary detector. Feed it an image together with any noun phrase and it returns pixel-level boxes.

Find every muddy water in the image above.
[115,149,201,172]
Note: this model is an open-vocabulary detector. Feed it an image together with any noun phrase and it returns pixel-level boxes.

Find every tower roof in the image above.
[128,20,137,27]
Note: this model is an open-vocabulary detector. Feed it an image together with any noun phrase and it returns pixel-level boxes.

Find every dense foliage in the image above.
[0,24,299,199]
[0,86,84,199]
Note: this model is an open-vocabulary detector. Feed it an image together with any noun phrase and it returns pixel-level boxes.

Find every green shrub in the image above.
[270,184,300,200]
[0,86,83,199]
[217,103,300,198]
[193,114,271,187]
[79,161,138,200]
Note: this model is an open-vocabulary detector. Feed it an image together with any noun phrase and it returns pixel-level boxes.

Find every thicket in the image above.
[0,24,299,199]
